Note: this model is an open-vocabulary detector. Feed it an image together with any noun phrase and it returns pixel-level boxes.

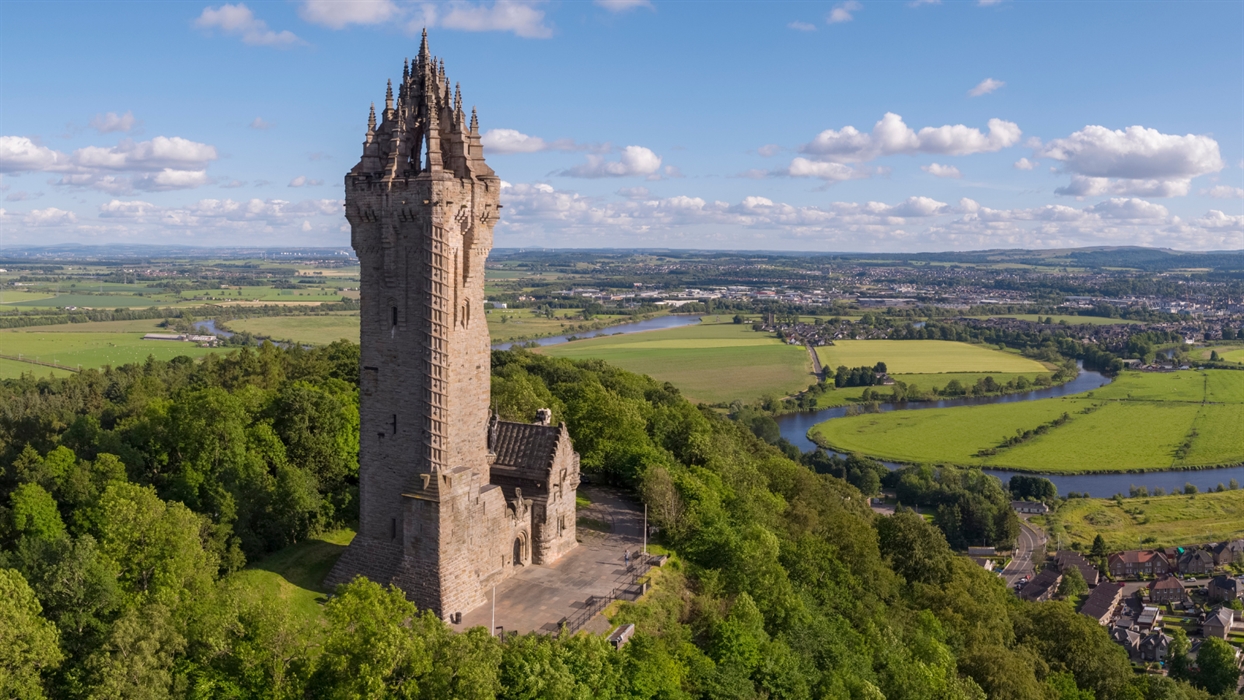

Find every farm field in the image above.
[10,318,172,333]
[4,293,170,308]
[0,357,73,380]
[816,340,1049,374]
[223,309,662,345]
[1052,491,1244,551]
[1217,347,1244,363]
[973,314,1142,326]
[0,330,217,371]
[539,322,813,404]
[810,370,1244,473]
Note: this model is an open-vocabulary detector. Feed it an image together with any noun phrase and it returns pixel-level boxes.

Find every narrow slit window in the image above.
[391,414,398,435]
[391,306,399,328]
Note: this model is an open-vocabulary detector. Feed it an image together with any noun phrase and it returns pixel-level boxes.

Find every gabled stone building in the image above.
[325,32,580,621]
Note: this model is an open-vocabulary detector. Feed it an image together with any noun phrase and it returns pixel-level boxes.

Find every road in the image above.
[1001,518,1046,588]
[805,344,823,378]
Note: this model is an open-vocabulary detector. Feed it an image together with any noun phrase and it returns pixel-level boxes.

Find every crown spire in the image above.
[470,106,479,134]
[385,79,393,112]
[419,27,429,60]
[367,102,376,133]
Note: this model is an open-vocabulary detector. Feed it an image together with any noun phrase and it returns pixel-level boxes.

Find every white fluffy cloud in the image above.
[594,0,652,12]
[423,1,553,39]
[786,158,860,181]
[24,208,78,226]
[1195,210,1244,232]
[298,0,398,28]
[196,4,302,47]
[1013,157,1036,170]
[2,135,218,194]
[288,176,324,187]
[922,163,962,179]
[480,129,583,154]
[798,113,1021,164]
[968,78,1005,97]
[0,136,68,172]
[90,111,136,134]
[1201,185,1244,199]
[827,0,860,23]
[561,146,662,178]
[1040,125,1223,198]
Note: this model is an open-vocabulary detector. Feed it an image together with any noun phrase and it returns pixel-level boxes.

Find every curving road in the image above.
[1001,518,1046,588]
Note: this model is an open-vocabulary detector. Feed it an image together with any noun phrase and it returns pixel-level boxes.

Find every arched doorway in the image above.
[513,532,528,567]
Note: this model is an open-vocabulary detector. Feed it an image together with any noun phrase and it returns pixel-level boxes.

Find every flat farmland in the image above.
[816,340,1049,374]
[1054,491,1244,551]
[539,322,813,404]
[228,314,361,346]
[0,357,73,380]
[0,330,217,370]
[1219,347,1244,364]
[3,293,169,308]
[810,370,1244,473]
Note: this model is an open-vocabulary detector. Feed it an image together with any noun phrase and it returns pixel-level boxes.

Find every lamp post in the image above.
[643,504,647,556]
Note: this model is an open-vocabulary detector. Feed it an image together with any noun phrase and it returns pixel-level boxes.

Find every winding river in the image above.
[776,362,1244,498]
[202,313,1240,497]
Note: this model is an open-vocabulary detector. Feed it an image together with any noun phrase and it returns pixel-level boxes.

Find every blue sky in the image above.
[2,0,1242,251]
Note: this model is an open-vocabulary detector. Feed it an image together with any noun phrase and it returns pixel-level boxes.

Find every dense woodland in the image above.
[0,344,1237,698]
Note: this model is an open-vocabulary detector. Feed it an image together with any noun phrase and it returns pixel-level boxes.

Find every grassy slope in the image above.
[0,330,217,369]
[816,340,1049,374]
[226,529,354,628]
[811,370,1244,473]
[540,323,812,405]
[0,357,73,379]
[1055,491,1244,551]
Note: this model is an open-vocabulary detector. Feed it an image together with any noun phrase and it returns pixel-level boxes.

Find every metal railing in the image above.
[560,554,656,635]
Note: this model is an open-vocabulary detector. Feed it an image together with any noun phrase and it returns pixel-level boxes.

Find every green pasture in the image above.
[3,293,169,308]
[1054,491,1244,551]
[228,314,361,346]
[0,357,72,380]
[228,528,353,628]
[0,330,217,370]
[539,322,813,405]
[0,290,59,305]
[817,340,1050,374]
[972,314,1142,326]
[14,319,173,334]
[1217,347,1244,364]
[810,370,1244,473]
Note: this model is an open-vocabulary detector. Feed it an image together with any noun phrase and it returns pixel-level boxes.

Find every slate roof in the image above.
[1019,567,1061,601]
[1080,582,1124,623]
[491,421,563,472]
[1151,574,1184,592]
[1209,575,1238,595]
[1057,550,1101,586]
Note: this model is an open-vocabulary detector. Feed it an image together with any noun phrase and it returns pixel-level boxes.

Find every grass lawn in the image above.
[1054,491,1244,551]
[9,319,173,333]
[227,528,353,628]
[1219,347,1244,364]
[0,330,217,370]
[810,370,1244,473]
[540,322,813,405]
[973,314,1142,326]
[816,340,1049,374]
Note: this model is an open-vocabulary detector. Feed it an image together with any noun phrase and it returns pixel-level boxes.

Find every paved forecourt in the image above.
[453,486,645,636]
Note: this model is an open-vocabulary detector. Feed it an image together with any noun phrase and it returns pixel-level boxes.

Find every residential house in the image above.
[1111,626,1142,658]
[1136,605,1162,631]
[970,557,995,572]
[1203,607,1235,640]
[968,546,997,557]
[1011,500,1050,515]
[1149,574,1186,604]
[1176,549,1215,575]
[1138,631,1172,663]
[1080,582,1125,625]
[1057,550,1101,587]
[1207,575,1239,603]
[1108,550,1171,579]
[1019,567,1062,602]
[1213,539,1244,566]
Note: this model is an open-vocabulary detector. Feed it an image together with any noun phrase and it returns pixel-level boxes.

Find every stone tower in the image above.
[326,32,580,620]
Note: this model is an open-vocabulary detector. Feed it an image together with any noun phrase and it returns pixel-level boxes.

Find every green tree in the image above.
[84,603,185,700]
[313,577,430,698]
[1090,534,1107,560]
[1167,627,1191,681]
[877,510,953,586]
[1058,567,1088,598]
[1193,637,1240,695]
[0,568,63,699]
[9,483,66,543]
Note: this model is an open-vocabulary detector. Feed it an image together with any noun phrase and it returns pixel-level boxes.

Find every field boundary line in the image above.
[0,353,81,373]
